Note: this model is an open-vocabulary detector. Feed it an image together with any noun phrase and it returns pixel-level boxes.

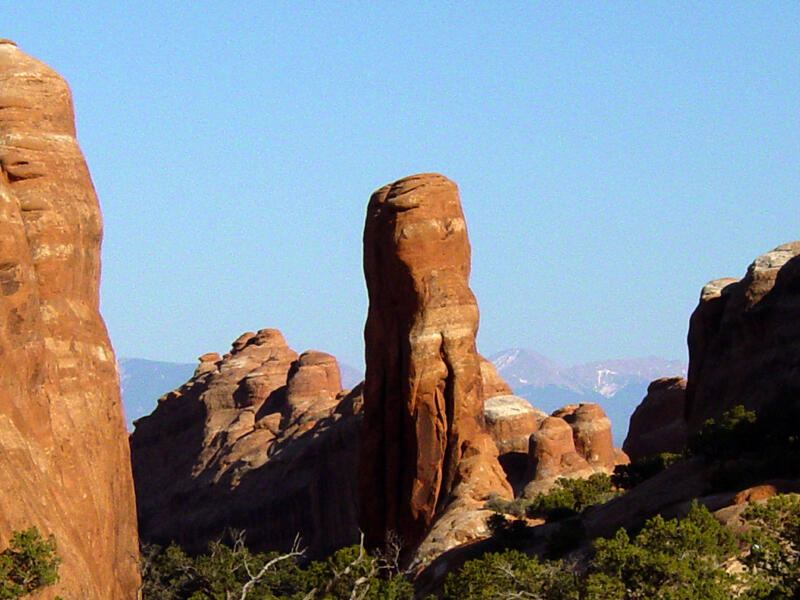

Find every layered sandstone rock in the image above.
[484,395,546,455]
[484,395,546,495]
[623,376,688,461]
[686,242,800,430]
[523,403,628,497]
[131,330,362,557]
[0,41,139,598]
[359,173,512,563]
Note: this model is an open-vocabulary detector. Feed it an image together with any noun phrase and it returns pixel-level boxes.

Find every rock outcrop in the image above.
[623,376,688,461]
[484,395,546,455]
[523,403,628,497]
[359,173,512,563]
[0,41,139,598]
[484,395,546,495]
[480,356,513,398]
[686,242,800,430]
[130,330,362,557]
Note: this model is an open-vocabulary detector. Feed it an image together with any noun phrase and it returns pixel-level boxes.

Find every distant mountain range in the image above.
[489,349,687,445]
[118,358,196,430]
[118,357,364,431]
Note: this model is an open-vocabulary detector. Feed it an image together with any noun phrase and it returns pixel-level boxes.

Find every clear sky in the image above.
[6,2,799,369]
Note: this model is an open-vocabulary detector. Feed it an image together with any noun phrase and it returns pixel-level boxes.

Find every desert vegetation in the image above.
[131,495,800,599]
[0,527,61,599]
[444,497,800,599]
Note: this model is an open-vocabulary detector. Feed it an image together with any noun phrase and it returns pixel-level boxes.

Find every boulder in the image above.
[0,40,139,598]
[359,173,512,564]
[484,395,547,455]
[523,417,594,496]
[623,376,688,461]
[523,403,628,497]
[484,395,546,494]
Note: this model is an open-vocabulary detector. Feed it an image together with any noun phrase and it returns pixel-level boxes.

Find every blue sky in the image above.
[6,2,799,369]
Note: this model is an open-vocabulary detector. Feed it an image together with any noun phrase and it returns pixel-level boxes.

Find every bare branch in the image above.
[238,533,305,600]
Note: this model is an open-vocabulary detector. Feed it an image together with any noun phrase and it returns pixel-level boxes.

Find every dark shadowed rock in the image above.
[686,242,800,430]
[623,376,688,460]
[130,330,363,558]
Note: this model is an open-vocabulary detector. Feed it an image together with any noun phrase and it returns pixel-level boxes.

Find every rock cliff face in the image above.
[686,242,800,430]
[130,329,363,557]
[0,41,139,598]
[623,376,688,461]
[359,173,512,562]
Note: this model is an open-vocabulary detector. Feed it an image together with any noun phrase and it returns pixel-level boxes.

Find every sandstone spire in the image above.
[0,41,139,598]
[359,173,512,560]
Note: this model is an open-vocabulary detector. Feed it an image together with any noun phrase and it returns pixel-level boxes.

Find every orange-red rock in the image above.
[484,395,546,455]
[359,173,512,561]
[523,416,594,496]
[0,40,139,598]
[480,355,513,398]
[686,243,800,430]
[523,403,628,497]
[131,330,361,557]
[623,376,688,461]
[483,395,546,495]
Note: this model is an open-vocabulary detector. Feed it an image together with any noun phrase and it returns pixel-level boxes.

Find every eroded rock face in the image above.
[0,41,139,598]
[523,403,628,497]
[623,376,688,461]
[359,173,512,562]
[131,330,362,557]
[686,242,800,430]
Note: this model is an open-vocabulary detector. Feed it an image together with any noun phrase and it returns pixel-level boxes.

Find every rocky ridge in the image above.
[130,329,364,558]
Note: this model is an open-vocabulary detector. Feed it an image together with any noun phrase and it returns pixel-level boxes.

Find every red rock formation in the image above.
[359,173,512,560]
[484,395,546,455]
[0,40,139,598]
[130,330,362,558]
[523,403,628,497]
[686,242,800,430]
[480,355,513,398]
[484,395,546,494]
[523,417,594,496]
[623,376,688,461]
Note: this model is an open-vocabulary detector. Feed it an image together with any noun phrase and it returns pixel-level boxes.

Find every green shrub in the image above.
[688,405,759,460]
[442,549,577,600]
[449,502,752,599]
[585,502,740,599]
[484,494,529,518]
[140,532,413,600]
[741,494,800,598]
[612,452,683,490]
[525,473,616,520]
[687,402,800,492]
[0,527,60,599]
